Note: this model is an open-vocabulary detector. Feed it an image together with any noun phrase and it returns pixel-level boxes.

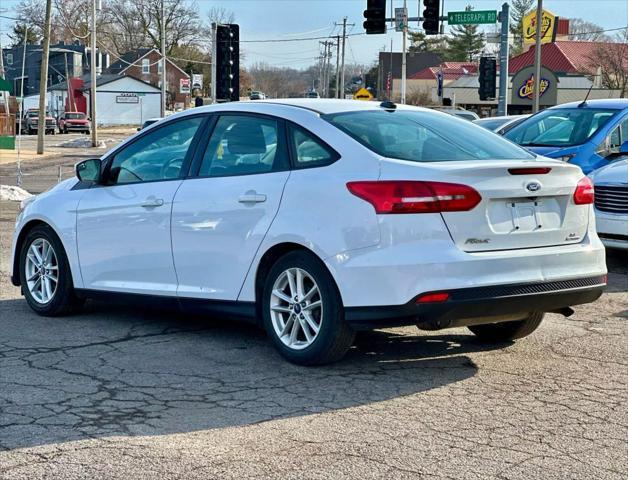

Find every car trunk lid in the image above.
[379,159,590,252]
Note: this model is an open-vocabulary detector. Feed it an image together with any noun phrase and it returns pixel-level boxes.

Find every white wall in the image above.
[83,76,161,126]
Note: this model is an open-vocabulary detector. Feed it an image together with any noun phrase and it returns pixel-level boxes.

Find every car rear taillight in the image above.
[508,167,552,175]
[573,177,594,205]
[346,181,481,214]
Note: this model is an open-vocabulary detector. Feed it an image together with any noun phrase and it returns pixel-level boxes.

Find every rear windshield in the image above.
[323,110,533,162]
[504,107,619,147]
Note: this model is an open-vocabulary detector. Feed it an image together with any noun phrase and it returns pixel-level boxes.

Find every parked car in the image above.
[250,91,266,100]
[431,106,480,121]
[474,115,530,135]
[58,111,90,134]
[588,149,628,250]
[504,99,628,174]
[11,99,607,365]
[18,109,56,135]
[137,118,161,131]
[305,91,320,98]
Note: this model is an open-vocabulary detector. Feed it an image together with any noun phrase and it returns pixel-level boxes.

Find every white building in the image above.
[29,74,162,126]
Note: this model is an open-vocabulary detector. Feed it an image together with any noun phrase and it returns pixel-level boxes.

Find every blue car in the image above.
[504,99,628,174]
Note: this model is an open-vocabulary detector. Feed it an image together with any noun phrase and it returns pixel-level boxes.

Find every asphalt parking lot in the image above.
[0,160,626,479]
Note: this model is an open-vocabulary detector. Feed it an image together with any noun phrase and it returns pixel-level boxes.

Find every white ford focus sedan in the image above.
[11,100,607,365]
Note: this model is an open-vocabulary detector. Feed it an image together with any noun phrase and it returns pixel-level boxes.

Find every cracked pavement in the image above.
[0,199,627,479]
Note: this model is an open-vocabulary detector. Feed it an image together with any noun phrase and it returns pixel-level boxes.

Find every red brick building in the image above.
[107,48,191,107]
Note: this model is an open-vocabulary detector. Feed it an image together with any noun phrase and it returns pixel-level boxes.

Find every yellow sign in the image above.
[523,9,557,45]
[353,88,374,101]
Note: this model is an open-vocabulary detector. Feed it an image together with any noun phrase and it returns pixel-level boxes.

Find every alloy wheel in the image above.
[270,267,323,350]
[25,238,59,304]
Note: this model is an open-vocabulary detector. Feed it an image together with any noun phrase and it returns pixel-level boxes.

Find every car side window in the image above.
[199,115,287,177]
[289,125,338,168]
[107,116,204,185]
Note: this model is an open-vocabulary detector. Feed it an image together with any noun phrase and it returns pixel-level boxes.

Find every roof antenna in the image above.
[578,78,595,108]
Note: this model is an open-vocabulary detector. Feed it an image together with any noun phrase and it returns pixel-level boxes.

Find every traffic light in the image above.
[422,0,440,35]
[363,0,386,35]
[215,24,239,102]
[478,56,497,101]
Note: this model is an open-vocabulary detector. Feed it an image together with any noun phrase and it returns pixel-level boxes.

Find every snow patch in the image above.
[0,185,34,202]
[59,138,109,148]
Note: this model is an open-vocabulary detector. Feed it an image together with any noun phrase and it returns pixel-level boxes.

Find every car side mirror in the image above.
[76,158,101,183]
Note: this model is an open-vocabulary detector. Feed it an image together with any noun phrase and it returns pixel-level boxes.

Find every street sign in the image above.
[448,10,497,25]
[353,87,374,101]
[394,7,407,32]
[192,74,203,90]
[180,78,191,94]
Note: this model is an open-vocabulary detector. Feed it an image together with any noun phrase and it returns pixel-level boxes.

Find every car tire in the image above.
[262,250,355,366]
[19,225,83,317]
[468,312,545,342]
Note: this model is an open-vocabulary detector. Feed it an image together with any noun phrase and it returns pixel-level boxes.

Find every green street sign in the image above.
[448,10,497,25]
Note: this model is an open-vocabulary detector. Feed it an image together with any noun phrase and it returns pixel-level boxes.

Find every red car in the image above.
[58,112,91,134]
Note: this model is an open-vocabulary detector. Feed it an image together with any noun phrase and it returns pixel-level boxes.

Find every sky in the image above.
[1,0,627,69]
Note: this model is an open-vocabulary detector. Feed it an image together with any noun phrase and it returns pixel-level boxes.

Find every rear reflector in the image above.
[508,167,552,175]
[416,292,450,303]
[573,177,594,205]
[346,181,481,214]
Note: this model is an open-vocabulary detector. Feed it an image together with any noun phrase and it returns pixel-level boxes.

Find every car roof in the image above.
[188,99,430,116]
[548,99,628,110]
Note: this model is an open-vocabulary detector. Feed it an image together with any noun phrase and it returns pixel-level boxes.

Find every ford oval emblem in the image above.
[526,181,541,192]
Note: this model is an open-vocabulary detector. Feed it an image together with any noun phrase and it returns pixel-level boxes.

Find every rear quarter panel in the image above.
[237,110,382,302]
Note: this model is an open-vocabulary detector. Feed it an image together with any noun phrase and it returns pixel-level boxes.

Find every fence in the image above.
[0,160,75,195]
[0,114,16,136]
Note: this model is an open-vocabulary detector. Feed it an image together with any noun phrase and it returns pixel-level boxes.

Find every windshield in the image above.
[505,108,619,147]
[66,113,85,119]
[323,110,534,162]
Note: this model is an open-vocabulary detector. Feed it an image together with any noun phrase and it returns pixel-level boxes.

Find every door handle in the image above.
[140,197,164,208]
[238,193,267,204]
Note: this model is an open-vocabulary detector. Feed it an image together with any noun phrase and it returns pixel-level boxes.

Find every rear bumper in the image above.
[345,276,606,330]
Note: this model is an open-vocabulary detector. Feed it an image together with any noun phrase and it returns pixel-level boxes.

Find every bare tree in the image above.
[567,18,611,42]
[586,39,628,97]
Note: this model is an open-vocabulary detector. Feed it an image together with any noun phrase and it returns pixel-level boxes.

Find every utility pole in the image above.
[0,35,4,79]
[532,0,543,113]
[160,0,167,116]
[401,0,407,104]
[319,42,327,97]
[334,17,355,97]
[90,0,98,147]
[335,35,340,98]
[16,25,28,186]
[320,40,334,98]
[211,22,217,103]
[37,0,52,155]
[497,2,510,116]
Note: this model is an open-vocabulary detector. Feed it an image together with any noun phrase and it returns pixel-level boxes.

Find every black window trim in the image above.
[189,111,291,179]
[98,113,211,187]
[285,121,340,170]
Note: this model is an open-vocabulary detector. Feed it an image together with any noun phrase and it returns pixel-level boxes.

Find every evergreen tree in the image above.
[8,23,41,47]
[408,30,447,58]
[510,0,534,55]
[446,6,485,62]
